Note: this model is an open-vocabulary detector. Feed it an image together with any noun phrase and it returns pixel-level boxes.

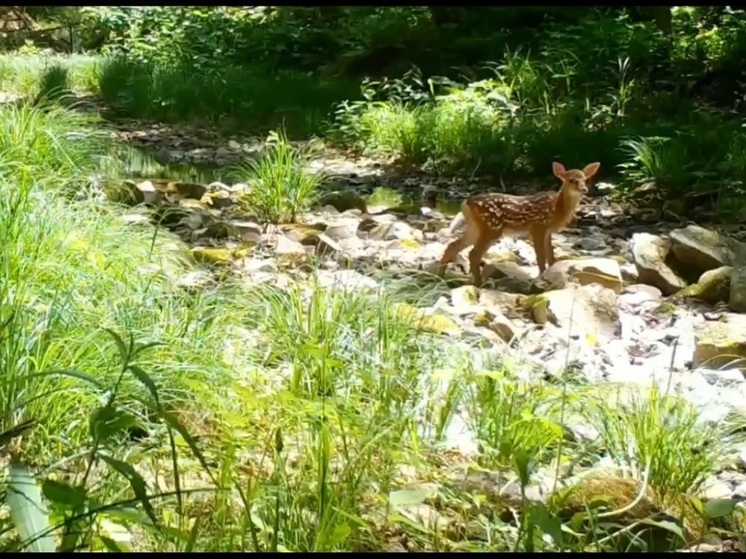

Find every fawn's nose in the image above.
[579,183,588,194]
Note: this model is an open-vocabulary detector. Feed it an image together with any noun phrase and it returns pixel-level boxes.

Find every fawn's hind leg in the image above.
[438,236,467,277]
[544,232,555,268]
[468,232,501,287]
[438,225,479,277]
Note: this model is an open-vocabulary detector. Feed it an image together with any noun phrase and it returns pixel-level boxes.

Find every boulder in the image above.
[669,225,737,275]
[541,257,624,293]
[730,265,746,313]
[630,233,686,296]
[678,266,731,304]
[693,314,746,370]
[531,284,621,341]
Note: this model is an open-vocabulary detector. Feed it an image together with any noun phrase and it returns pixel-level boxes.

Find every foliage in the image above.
[12,6,746,208]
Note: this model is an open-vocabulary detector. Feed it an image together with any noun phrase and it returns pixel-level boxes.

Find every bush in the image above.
[95,56,359,135]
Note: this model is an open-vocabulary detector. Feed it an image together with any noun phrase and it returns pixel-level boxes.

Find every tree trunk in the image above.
[654,6,672,36]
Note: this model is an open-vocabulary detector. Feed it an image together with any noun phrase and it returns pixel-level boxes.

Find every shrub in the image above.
[95,56,359,135]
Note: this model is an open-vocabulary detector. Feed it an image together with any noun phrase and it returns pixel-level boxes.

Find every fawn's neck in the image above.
[556,186,583,220]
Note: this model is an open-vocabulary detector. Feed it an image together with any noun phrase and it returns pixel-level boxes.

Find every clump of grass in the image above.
[35,63,72,103]
[231,130,326,224]
[348,101,430,164]
[617,112,741,198]
[466,369,565,476]
[0,101,111,197]
[583,386,718,503]
[0,52,99,98]
[0,103,242,454]
[163,281,474,551]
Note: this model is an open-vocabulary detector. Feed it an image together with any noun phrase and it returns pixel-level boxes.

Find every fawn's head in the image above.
[552,161,600,196]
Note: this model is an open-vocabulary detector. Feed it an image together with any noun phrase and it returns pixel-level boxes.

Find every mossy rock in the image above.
[170,181,208,200]
[391,303,461,336]
[191,247,232,265]
[280,223,327,244]
[675,266,731,304]
[200,190,234,209]
[550,473,704,550]
[178,198,210,211]
[367,186,404,208]
[473,309,494,327]
[318,191,369,213]
[651,301,679,316]
[692,316,746,369]
[103,179,143,205]
[399,238,421,249]
[519,293,548,321]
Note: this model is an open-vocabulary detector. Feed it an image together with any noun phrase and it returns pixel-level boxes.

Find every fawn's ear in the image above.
[552,161,567,179]
[583,162,601,179]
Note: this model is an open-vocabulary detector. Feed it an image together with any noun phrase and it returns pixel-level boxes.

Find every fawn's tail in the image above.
[437,204,467,241]
[446,212,466,235]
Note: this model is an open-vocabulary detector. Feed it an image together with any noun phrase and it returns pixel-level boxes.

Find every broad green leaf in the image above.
[42,479,87,508]
[528,503,563,547]
[89,405,142,441]
[388,487,430,507]
[104,328,130,364]
[98,535,128,552]
[7,460,56,552]
[99,455,158,527]
[638,517,684,540]
[703,498,737,520]
[127,364,160,404]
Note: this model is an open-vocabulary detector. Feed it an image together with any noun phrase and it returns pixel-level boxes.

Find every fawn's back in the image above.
[464,190,566,236]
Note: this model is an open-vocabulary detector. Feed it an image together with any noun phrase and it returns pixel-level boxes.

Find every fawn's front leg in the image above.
[530,227,551,273]
[544,231,555,268]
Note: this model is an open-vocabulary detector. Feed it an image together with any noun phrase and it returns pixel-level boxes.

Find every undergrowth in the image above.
[0,86,741,556]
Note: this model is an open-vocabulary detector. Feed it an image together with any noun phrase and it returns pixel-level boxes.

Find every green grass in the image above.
[230,130,326,223]
[94,56,360,136]
[331,66,746,205]
[0,52,359,137]
[1,45,744,216]
[0,53,99,98]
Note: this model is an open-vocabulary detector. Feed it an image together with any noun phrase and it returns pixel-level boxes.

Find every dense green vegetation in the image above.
[6,7,746,217]
[0,6,745,552]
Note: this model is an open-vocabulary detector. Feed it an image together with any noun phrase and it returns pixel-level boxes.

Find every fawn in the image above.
[437,161,601,286]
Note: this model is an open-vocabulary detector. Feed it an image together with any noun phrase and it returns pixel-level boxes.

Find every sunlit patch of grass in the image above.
[0,52,99,97]
[231,130,326,223]
[582,386,718,503]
